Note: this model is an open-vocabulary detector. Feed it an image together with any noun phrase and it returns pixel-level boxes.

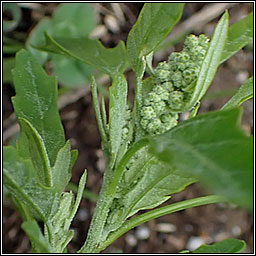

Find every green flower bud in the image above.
[140,34,209,135]
[153,101,166,115]
[147,118,162,134]
[140,106,156,120]
[161,81,174,92]
[168,91,184,110]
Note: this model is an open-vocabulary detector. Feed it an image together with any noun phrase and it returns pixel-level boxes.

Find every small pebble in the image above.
[236,71,249,84]
[125,234,137,247]
[185,224,194,232]
[186,236,205,251]
[77,208,89,221]
[135,225,150,240]
[90,25,107,39]
[214,232,229,242]
[104,14,120,33]
[156,223,176,233]
[232,225,242,236]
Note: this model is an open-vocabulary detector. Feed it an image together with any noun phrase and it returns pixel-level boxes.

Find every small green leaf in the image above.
[3,146,59,221]
[69,149,78,172]
[18,118,52,188]
[47,191,74,252]
[185,11,229,111]
[192,238,246,253]
[36,32,128,78]
[46,171,86,252]
[222,76,253,110]
[109,74,128,163]
[221,12,253,64]
[149,108,253,210]
[65,170,87,229]
[91,76,108,148]
[12,49,65,166]
[52,141,71,193]
[127,3,184,72]
[22,220,53,253]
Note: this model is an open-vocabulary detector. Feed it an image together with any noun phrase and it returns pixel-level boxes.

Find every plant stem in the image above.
[106,138,149,196]
[77,138,149,253]
[95,195,226,253]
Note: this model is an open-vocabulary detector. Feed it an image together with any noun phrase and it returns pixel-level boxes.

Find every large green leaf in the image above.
[127,3,184,72]
[109,74,128,163]
[222,76,253,110]
[192,238,246,253]
[149,108,253,210]
[36,32,128,79]
[101,147,195,241]
[220,12,253,64]
[184,11,229,111]
[12,49,65,166]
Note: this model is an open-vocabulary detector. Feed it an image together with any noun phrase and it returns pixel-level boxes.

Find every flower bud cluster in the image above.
[140,34,209,135]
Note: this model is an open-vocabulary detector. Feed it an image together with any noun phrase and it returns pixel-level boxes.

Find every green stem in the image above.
[78,138,149,253]
[106,137,149,196]
[95,195,226,253]
[77,164,114,253]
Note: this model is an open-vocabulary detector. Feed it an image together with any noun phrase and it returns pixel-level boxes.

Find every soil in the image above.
[3,3,253,254]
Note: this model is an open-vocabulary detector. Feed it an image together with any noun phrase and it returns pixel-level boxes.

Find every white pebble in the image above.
[232,225,242,236]
[236,71,249,84]
[156,223,176,233]
[125,234,137,247]
[77,208,88,221]
[135,225,150,240]
[186,236,205,251]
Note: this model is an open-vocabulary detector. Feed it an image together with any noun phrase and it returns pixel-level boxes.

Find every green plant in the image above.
[26,3,96,88]
[3,3,253,253]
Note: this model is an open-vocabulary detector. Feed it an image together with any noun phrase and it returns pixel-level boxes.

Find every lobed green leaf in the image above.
[35,32,128,79]
[12,49,65,166]
[149,108,253,210]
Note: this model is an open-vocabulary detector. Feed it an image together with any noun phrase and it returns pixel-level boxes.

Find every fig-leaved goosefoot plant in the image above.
[3,3,253,254]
